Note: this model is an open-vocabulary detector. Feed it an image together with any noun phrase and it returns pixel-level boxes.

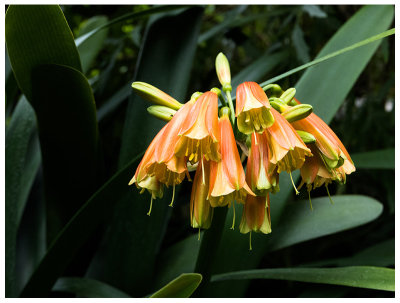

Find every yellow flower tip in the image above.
[128,176,136,186]
[132,81,182,110]
[147,105,176,122]
[215,52,231,88]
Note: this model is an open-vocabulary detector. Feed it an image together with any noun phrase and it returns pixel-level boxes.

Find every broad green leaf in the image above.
[150,274,202,298]
[212,266,394,292]
[31,64,100,243]
[204,5,394,297]
[77,15,109,73]
[300,238,394,268]
[267,195,383,251]
[85,8,204,297]
[351,149,394,169]
[20,153,143,298]
[5,97,41,297]
[53,277,131,298]
[294,5,394,123]
[5,5,82,102]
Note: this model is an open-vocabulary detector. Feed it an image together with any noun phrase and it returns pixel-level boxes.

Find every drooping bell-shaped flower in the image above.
[239,194,271,235]
[236,81,275,134]
[246,132,279,195]
[175,91,221,164]
[190,158,213,229]
[291,98,355,174]
[265,108,312,174]
[208,108,254,207]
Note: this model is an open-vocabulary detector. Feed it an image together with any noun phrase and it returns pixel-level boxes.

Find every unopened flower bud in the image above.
[132,82,182,110]
[215,52,231,89]
[296,130,316,144]
[147,105,176,122]
[280,88,296,104]
[211,87,222,96]
[190,91,203,102]
[219,106,230,118]
[269,98,289,112]
[281,104,313,123]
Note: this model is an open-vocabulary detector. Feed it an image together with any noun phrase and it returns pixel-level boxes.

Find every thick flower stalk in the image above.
[175,91,221,164]
[236,81,275,134]
[208,108,254,208]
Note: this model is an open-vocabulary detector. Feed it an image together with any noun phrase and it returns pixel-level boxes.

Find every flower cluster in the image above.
[129,53,355,242]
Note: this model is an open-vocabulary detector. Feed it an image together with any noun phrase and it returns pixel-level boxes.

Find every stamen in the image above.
[169,184,176,207]
[231,202,236,230]
[289,172,300,195]
[249,231,253,251]
[140,188,145,194]
[198,228,201,241]
[201,157,205,185]
[147,196,154,216]
[325,184,334,204]
[189,153,195,161]
[308,188,313,211]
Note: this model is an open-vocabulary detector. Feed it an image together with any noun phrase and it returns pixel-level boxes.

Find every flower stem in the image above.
[193,206,228,297]
[225,91,235,126]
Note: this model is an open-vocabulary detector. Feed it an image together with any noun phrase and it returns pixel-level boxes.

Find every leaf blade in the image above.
[150,274,202,298]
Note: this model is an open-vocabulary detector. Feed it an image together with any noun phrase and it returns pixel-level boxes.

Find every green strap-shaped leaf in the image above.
[5,97,41,297]
[150,274,202,298]
[53,277,131,298]
[351,149,395,169]
[266,195,383,251]
[83,8,204,297]
[211,266,394,292]
[20,153,143,297]
[5,5,82,101]
[77,15,109,73]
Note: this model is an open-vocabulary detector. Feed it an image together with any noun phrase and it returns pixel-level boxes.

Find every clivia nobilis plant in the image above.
[129,52,355,248]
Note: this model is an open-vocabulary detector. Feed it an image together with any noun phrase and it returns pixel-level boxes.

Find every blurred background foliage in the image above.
[5,4,394,298]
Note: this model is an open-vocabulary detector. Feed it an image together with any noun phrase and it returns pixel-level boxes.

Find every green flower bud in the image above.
[147,105,176,122]
[263,83,283,97]
[269,97,289,112]
[296,130,316,144]
[190,91,203,102]
[215,52,231,88]
[132,82,182,110]
[211,87,222,96]
[280,87,296,104]
[281,104,313,123]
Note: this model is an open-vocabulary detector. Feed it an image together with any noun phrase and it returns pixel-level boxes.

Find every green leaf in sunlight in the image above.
[5,97,41,297]
[150,274,202,298]
[53,277,131,298]
[77,15,109,73]
[212,266,394,292]
[351,149,395,169]
[5,5,82,101]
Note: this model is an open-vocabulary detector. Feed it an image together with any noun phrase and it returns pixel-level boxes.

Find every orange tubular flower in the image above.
[208,109,254,207]
[265,108,312,174]
[129,128,165,214]
[239,194,271,235]
[175,91,221,164]
[236,81,275,134]
[246,132,279,195]
[190,158,213,229]
[291,98,355,175]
